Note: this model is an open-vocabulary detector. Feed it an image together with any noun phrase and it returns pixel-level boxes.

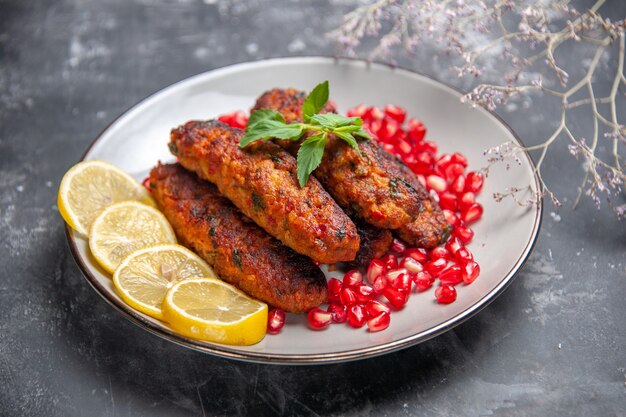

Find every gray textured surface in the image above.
[1,1,625,416]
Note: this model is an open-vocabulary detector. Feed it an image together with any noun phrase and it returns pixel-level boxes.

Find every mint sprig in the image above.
[239,81,371,187]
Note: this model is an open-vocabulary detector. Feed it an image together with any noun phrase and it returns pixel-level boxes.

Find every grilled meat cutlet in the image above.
[349,218,393,268]
[150,163,328,313]
[253,88,450,248]
[169,120,359,264]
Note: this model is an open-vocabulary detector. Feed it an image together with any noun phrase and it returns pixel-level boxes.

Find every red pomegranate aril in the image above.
[354,284,375,303]
[439,264,463,286]
[327,278,343,303]
[435,285,457,304]
[430,246,449,260]
[462,203,483,225]
[384,104,407,123]
[367,311,391,332]
[426,175,448,193]
[384,268,407,280]
[365,299,391,318]
[443,209,460,227]
[403,247,429,263]
[381,253,398,271]
[364,106,385,121]
[382,287,409,309]
[453,224,475,244]
[267,308,286,334]
[455,247,473,264]
[367,259,385,283]
[347,104,367,118]
[420,141,438,154]
[450,175,466,194]
[416,174,427,188]
[462,261,481,284]
[307,307,333,329]
[445,163,465,183]
[340,287,357,306]
[347,305,367,328]
[327,303,347,323]
[399,256,423,273]
[382,143,395,153]
[343,269,363,287]
[445,236,463,256]
[465,171,484,193]
[459,191,476,211]
[407,119,427,142]
[413,271,435,292]
[372,275,389,295]
[425,257,447,276]
[391,238,407,253]
[370,119,383,135]
[451,152,468,167]
[438,192,458,211]
[396,138,413,156]
[379,119,400,142]
[436,153,452,168]
[388,272,412,292]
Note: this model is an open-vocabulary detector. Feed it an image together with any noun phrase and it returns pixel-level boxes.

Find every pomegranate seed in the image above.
[450,152,468,167]
[444,163,465,183]
[381,253,398,270]
[439,264,463,285]
[307,307,332,329]
[443,209,460,227]
[436,153,452,168]
[354,283,375,303]
[435,285,457,304]
[458,191,476,211]
[367,259,385,283]
[327,278,342,303]
[267,308,286,334]
[403,247,429,263]
[370,119,383,135]
[445,237,463,256]
[396,138,413,156]
[413,271,435,292]
[465,171,484,193]
[426,175,448,193]
[391,238,407,253]
[343,269,363,287]
[455,247,473,264]
[420,141,438,154]
[382,143,395,153]
[438,192,458,211]
[364,300,391,318]
[384,268,407,280]
[340,287,357,306]
[399,256,423,273]
[413,151,435,173]
[430,246,449,260]
[142,177,151,192]
[453,224,474,244]
[367,312,391,332]
[462,261,481,284]
[462,203,483,225]
[364,106,385,121]
[347,305,367,328]
[407,119,427,142]
[382,287,409,309]
[372,275,389,295]
[416,174,427,188]
[425,258,447,276]
[379,119,400,142]
[384,104,407,123]
[450,175,466,194]
[388,272,412,292]
[327,303,347,323]
[347,104,367,117]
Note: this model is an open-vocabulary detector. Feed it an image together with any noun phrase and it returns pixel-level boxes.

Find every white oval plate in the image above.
[67,57,542,364]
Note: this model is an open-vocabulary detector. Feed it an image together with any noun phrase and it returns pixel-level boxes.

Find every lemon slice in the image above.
[162,278,268,345]
[89,201,176,273]
[58,160,155,236]
[113,244,216,320]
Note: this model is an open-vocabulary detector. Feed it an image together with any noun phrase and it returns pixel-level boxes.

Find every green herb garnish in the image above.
[239,81,371,187]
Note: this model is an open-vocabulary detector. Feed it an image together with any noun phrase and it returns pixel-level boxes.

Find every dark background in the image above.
[1,1,625,416]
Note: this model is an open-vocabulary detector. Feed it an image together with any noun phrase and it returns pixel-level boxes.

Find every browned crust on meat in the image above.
[253,88,450,248]
[169,120,359,264]
[149,163,327,313]
[347,219,393,268]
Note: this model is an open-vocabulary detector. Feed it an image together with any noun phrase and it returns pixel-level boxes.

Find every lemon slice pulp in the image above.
[162,278,268,345]
[113,244,216,320]
[58,160,154,236]
[89,201,176,273]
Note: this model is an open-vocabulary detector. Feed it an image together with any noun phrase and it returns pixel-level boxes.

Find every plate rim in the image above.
[65,56,543,365]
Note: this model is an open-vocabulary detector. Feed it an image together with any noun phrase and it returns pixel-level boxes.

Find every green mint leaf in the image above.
[352,128,372,140]
[310,113,360,130]
[334,131,361,155]
[297,133,327,187]
[247,109,285,128]
[239,120,304,148]
[302,81,329,122]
